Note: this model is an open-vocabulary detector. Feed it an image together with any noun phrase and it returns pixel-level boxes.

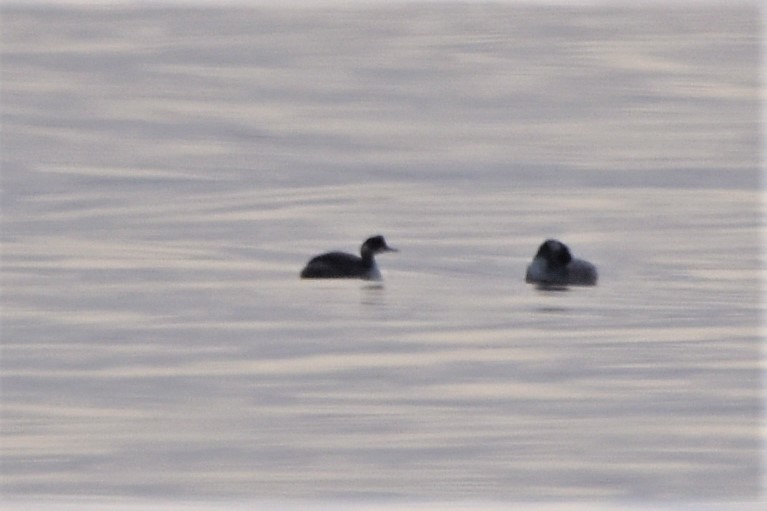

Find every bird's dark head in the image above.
[535,239,572,268]
[361,235,398,256]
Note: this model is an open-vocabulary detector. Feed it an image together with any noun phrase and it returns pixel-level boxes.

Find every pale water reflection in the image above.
[0,2,762,508]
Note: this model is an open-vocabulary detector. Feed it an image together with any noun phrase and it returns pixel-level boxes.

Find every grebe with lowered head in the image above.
[300,235,397,280]
[525,239,597,287]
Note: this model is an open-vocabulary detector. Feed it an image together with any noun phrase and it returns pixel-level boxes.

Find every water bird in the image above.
[525,239,597,287]
[300,235,397,280]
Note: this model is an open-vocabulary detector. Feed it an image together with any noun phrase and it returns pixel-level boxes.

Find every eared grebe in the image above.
[300,235,397,280]
[525,239,597,287]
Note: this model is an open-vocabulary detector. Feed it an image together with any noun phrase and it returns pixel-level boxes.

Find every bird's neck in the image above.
[360,249,376,265]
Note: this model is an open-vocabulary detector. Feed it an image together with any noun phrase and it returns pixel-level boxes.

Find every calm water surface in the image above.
[0,3,763,508]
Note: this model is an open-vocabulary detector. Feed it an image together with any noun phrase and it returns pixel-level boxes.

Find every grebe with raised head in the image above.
[300,235,397,280]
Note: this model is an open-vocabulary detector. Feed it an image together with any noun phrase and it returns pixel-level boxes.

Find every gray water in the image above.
[0,3,763,508]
